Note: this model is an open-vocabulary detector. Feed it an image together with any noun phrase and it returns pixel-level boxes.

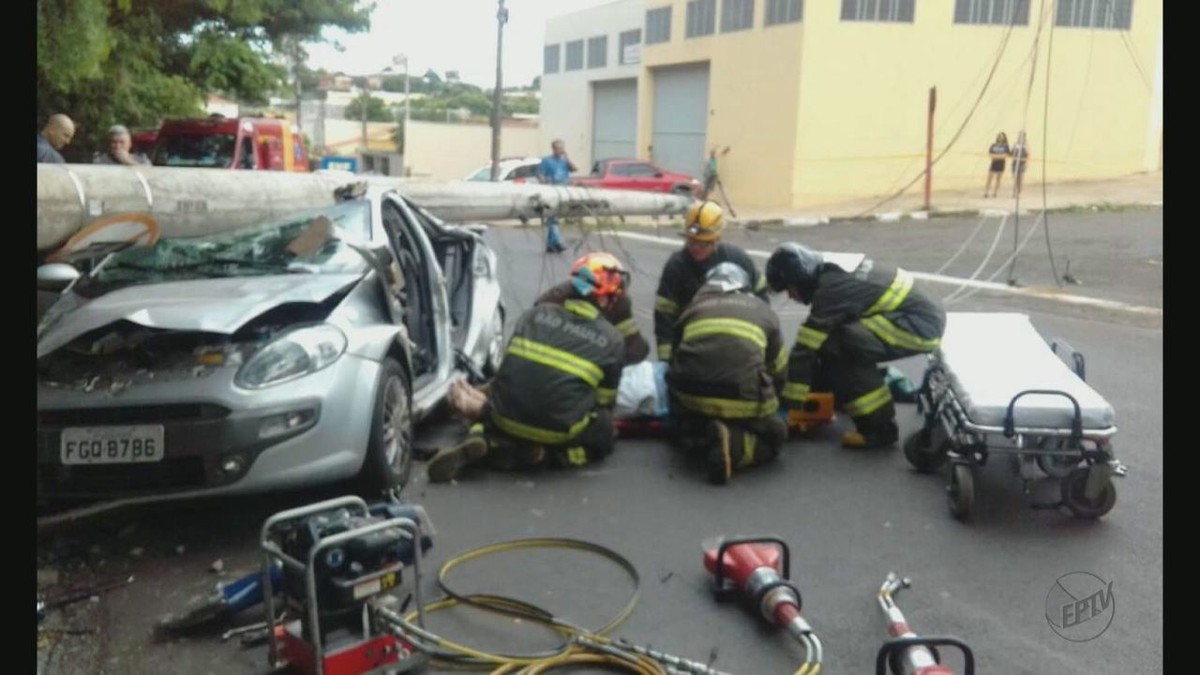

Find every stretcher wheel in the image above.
[948,464,975,521]
[1061,467,1117,519]
[1034,438,1083,478]
[1037,453,1082,479]
[903,429,946,473]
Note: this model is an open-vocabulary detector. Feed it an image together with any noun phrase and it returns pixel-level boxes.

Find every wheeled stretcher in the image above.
[903,312,1128,520]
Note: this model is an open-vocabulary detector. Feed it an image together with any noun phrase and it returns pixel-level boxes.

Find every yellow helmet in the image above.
[683,201,724,243]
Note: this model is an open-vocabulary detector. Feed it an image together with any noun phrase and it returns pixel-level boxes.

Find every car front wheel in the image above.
[357,357,413,497]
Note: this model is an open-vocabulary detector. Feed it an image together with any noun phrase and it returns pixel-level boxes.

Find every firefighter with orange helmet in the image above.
[536,253,648,365]
[428,252,628,482]
[654,200,766,363]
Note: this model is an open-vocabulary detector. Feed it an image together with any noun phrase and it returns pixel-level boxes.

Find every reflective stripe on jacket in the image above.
[537,281,649,365]
[668,286,785,419]
[488,299,625,444]
[653,243,766,361]
[782,260,945,405]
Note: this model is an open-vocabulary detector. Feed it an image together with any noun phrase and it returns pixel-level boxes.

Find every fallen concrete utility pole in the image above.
[37,164,693,252]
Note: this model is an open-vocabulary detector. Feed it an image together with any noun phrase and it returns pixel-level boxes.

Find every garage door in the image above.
[592,79,638,165]
[651,63,710,178]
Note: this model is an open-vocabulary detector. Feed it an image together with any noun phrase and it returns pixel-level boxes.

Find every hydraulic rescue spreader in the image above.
[703,536,823,674]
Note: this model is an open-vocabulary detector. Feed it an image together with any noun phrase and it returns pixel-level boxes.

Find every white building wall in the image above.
[541,0,645,170]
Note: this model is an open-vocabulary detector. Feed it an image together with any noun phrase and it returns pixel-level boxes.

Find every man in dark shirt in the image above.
[37,114,75,163]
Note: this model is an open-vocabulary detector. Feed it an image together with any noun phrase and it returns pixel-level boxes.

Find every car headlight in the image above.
[235,325,347,389]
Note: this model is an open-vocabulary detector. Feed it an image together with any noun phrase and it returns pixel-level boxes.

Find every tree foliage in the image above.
[344,95,394,123]
[37,0,372,160]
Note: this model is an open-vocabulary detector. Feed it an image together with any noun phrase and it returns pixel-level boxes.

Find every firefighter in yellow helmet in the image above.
[653,200,767,363]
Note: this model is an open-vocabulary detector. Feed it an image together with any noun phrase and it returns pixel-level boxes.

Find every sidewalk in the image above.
[727,171,1162,226]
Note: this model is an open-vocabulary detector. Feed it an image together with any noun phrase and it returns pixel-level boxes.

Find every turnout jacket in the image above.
[488,299,625,444]
[537,282,649,365]
[668,285,786,419]
[654,244,766,361]
[781,259,946,405]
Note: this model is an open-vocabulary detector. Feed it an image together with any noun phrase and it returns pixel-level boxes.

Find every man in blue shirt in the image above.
[536,139,576,253]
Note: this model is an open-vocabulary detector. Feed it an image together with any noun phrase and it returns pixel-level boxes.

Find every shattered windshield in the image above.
[73,200,374,297]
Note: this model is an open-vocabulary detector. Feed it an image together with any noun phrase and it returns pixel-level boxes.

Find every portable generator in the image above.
[259,496,432,675]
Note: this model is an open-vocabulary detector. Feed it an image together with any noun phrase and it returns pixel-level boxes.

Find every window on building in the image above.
[954,0,1030,25]
[646,6,672,44]
[766,0,804,25]
[587,35,608,68]
[840,0,915,22]
[619,29,642,64]
[686,0,717,37]
[722,0,755,32]
[1055,0,1132,29]
[544,44,561,73]
[565,40,584,71]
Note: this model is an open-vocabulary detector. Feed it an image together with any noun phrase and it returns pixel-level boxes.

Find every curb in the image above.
[735,200,1162,228]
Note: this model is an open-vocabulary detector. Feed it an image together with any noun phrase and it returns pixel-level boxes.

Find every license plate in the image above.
[60,426,165,465]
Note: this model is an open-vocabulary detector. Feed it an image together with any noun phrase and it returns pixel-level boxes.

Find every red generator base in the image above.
[275,621,404,675]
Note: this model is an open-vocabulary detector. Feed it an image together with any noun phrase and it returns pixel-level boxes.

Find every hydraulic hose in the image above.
[378,537,724,674]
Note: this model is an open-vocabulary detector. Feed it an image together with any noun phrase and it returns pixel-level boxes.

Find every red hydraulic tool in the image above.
[876,573,975,675]
[703,536,823,674]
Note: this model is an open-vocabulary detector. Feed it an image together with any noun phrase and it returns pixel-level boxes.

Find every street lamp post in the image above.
[490,0,507,182]
[394,54,409,174]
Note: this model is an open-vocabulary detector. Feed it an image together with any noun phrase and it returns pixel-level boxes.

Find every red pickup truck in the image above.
[573,159,702,197]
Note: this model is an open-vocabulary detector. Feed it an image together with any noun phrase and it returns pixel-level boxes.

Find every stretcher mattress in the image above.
[936,313,1115,431]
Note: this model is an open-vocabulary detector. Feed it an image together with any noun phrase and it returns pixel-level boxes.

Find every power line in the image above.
[1039,0,1062,288]
[850,13,1020,219]
[1007,0,1050,285]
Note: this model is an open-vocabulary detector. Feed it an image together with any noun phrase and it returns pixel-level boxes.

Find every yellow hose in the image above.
[398,537,660,673]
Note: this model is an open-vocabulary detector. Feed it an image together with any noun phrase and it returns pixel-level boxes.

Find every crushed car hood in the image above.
[37,274,364,359]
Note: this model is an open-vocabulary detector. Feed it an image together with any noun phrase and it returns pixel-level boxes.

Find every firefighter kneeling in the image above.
[667,263,789,485]
[428,253,628,483]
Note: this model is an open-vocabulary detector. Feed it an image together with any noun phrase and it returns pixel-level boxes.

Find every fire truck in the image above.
[149,115,310,172]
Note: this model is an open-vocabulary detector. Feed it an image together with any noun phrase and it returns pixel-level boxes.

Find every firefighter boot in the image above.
[704,420,734,485]
[428,433,489,483]
[842,418,900,450]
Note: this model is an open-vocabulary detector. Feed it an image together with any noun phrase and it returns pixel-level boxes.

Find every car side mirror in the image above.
[655,172,664,178]
[37,263,81,292]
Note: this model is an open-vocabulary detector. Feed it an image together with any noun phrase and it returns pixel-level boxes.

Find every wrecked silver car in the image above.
[36,184,505,502]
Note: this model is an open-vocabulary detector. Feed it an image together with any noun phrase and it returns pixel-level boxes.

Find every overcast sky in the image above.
[305,0,612,88]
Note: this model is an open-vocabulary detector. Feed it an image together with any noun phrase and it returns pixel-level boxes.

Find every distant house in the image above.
[205,94,239,118]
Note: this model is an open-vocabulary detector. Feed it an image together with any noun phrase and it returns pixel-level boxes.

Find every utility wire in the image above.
[1007,0,1051,285]
[1040,0,1063,287]
[851,13,1019,220]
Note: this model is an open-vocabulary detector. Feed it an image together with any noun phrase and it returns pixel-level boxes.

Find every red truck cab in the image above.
[573,158,701,197]
[149,116,309,172]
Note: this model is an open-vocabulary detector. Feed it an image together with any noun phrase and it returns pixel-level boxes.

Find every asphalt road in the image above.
[37,208,1163,674]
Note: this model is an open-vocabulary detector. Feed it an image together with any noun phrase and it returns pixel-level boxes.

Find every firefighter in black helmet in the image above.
[765,243,946,449]
[428,252,628,482]
[667,262,789,485]
[654,200,766,363]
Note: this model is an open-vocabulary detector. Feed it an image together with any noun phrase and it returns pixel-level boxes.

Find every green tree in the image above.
[37,0,372,160]
[345,95,394,123]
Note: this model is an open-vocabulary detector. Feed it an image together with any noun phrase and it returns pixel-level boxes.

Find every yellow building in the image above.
[543,0,1162,210]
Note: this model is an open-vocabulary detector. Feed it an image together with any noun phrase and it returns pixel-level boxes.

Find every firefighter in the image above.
[667,262,789,485]
[536,255,649,365]
[765,243,946,449]
[427,252,628,482]
[654,200,766,363]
